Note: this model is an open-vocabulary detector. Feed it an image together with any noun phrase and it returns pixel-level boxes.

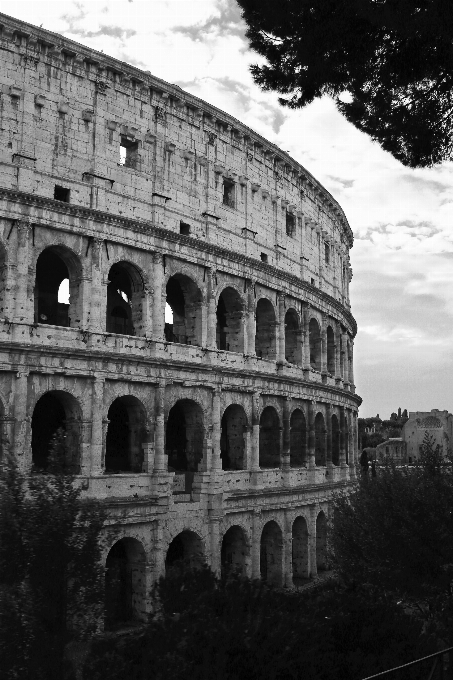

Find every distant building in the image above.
[402,410,453,462]
[376,438,407,464]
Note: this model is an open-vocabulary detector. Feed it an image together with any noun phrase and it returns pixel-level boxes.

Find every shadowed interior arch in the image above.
[216,287,244,352]
[290,408,307,467]
[315,412,326,466]
[255,298,276,360]
[260,520,283,586]
[221,525,249,578]
[106,261,144,336]
[309,318,321,371]
[259,406,280,468]
[165,530,205,575]
[104,537,147,629]
[285,308,301,365]
[105,396,147,473]
[31,390,81,472]
[34,246,82,328]
[165,273,202,346]
[221,404,247,470]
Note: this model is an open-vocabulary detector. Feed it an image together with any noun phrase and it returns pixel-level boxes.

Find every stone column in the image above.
[209,513,222,577]
[325,403,333,474]
[283,511,293,587]
[276,293,286,364]
[13,369,29,470]
[342,330,349,385]
[209,387,222,472]
[335,322,342,385]
[14,219,32,325]
[307,400,316,475]
[251,392,260,472]
[349,338,355,388]
[138,286,153,338]
[88,238,105,333]
[349,409,357,479]
[302,303,311,377]
[152,252,165,343]
[339,406,348,478]
[308,505,318,577]
[282,396,291,477]
[206,268,217,350]
[90,376,104,474]
[245,280,256,356]
[153,380,166,472]
[251,508,262,579]
[320,313,327,377]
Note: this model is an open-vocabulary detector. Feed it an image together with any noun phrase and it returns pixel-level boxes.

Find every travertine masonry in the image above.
[0,13,361,626]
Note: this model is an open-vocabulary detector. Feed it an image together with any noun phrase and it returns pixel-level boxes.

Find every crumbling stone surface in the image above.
[0,13,361,624]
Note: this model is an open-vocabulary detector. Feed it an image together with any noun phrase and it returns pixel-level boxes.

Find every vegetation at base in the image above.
[84,565,436,680]
[0,431,107,680]
[237,0,453,168]
[333,432,453,642]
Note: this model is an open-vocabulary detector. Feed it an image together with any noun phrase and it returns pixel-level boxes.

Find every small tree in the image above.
[0,433,107,680]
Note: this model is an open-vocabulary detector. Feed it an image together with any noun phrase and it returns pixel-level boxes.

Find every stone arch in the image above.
[34,245,83,328]
[290,408,307,467]
[255,297,276,360]
[106,261,145,336]
[216,286,245,353]
[315,412,326,466]
[166,399,204,490]
[104,537,147,630]
[259,406,280,468]
[327,325,335,374]
[0,395,7,463]
[221,525,250,578]
[165,529,205,574]
[105,395,147,473]
[260,520,283,586]
[292,516,309,583]
[285,308,302,365]
[316,511,328,571]
[221,403,247,470]
[31,390,82,472]
[165,272,203,346]
[309,318,321,371]
[332,414,340,465]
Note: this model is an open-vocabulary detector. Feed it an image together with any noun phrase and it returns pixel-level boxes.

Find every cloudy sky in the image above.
[3,0,453,418]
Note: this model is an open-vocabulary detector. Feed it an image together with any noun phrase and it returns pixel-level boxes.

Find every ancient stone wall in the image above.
[0,13,361,627]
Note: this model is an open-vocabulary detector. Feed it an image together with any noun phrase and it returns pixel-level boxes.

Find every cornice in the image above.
[0,187,357,335]
[0,11,353,247]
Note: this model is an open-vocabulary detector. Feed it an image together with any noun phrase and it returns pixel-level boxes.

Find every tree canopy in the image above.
[237,0,453,167]
[332,433,453,641]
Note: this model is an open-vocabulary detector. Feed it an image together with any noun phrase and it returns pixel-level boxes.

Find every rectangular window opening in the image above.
[260,253,268,263]
[311,278,315,286]
[54,186,70,203]
[286,211,295,237]
[180,221,191,236]
[222,178,235,208]
[324,242,330,264]
[119,136,139,169]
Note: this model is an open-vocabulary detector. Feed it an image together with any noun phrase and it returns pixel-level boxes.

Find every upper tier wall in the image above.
[0,12,353,307]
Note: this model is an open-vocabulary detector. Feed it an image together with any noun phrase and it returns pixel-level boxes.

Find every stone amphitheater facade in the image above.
[0,14,360,625]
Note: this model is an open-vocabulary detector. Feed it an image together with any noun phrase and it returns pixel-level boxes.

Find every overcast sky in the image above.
[3,0,453,418]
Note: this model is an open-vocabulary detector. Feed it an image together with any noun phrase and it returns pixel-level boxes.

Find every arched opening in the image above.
[106,262,144,336]
[0,244,7,319]
[285,309,301,365]
[315,412,326,466]
[255,298,276,360]
[221,526,249,578]
[34,247,81,327]
[332,414,340,465]
[221,404,247,470]
[104,537,146,630]
[259,406,280,468]
[165,530,205,575]
[309,318,321,371]
[105,396,147,473]
[166,400,204,492]
[31,391,81,472]
[260,521,283,586]
[292,516,309,584]
[327,325,335,374]
[216,287,244,353]
[165,274,202,346]
[316,511,328,571]
[290,408,306,467]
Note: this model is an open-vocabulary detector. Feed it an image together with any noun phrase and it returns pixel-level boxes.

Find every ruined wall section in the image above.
[0,14,353,307]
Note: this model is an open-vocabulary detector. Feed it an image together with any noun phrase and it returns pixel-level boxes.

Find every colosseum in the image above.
[0,13,360,625]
